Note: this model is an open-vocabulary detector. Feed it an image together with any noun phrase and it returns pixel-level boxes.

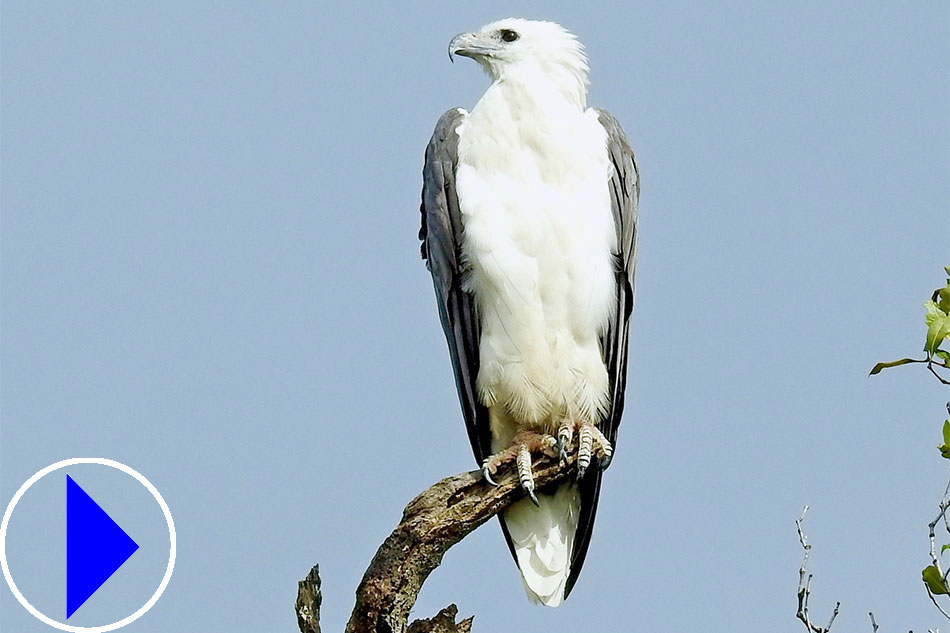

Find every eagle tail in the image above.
[503,484,580,607]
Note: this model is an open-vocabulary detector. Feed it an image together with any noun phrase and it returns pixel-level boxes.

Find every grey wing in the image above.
[595,107,639,448]
[566,108,640,598]
[419,108,493,463]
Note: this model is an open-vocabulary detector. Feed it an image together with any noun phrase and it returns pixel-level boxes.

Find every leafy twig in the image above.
[869,357,950,384]
[870,267,950,385]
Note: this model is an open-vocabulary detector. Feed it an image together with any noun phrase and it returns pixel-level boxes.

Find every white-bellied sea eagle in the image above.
[419,18,639,607]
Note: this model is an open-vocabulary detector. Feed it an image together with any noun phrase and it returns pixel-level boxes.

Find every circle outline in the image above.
[0,457,176,632]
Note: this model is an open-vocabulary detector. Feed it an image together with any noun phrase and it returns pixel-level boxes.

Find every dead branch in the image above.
[796,506,840,633]
[296,453,577,633]
[297,565,323,633]
[405,606,473,633]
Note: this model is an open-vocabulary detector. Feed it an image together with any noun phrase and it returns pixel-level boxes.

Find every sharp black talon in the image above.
[482,465,498,486]
[598,454,613,470]
[527,489,540,507]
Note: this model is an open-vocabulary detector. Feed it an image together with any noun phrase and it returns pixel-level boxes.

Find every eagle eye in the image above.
[500,29,519,43]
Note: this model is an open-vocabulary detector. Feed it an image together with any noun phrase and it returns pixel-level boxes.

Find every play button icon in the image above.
[1,457,176,632]
[66,475,140,618]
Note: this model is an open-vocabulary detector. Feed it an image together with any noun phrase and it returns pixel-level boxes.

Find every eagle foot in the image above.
[481,431,557,505]
[554,420,613,479]
[576,422,613,479]
[556,421,574,465]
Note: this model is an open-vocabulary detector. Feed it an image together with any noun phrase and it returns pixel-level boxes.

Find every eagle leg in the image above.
[481,431,557,503]
[577,422,613,479]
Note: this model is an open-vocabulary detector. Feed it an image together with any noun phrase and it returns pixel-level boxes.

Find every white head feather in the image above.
[449,18,590,109]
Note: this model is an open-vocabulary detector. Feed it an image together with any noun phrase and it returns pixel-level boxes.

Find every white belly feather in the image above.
[456,103,616,433]
[455,89,615,606]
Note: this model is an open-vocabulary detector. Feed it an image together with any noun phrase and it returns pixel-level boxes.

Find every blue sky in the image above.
[2,2,948,631]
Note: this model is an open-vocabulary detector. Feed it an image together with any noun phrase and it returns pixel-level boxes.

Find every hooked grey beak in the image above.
[448,32,490,63]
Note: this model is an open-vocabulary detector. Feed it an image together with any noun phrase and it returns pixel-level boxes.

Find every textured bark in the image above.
[296,565,323,633]
[296,453,575,633]
[405,605,473,633]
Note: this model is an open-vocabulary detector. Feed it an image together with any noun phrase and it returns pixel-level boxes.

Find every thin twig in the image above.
[927,482,950,621]
[928,361,950,385]
[928,586,950,621]
[927,501,950,575]
[923,402,950,622]
[868,611,878,632]
[940,440,950,537]
[796,506,841,633]
[870,356,949,383]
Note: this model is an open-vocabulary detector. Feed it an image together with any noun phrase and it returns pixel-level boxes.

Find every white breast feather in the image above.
[457,93,615,430]
[454,72,616,606]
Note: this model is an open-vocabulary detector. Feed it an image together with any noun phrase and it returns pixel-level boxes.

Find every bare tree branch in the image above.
[297,565,323,633]
[796,506,840,633]
[406,606,473,633]
[296,453,578,633]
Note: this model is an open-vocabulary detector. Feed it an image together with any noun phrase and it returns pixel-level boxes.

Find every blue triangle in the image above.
[66,474,139,618]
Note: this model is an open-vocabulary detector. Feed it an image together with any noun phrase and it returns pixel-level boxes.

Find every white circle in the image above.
[0,457,177,632]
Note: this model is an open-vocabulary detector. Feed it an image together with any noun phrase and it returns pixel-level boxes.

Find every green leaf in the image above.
[941,421,950,459]
[937,349,950,365]
[938,283,950,314]
[922,565,949,594]
[924,300,950,355]
[869,358,922,375]
[942,544,950,555]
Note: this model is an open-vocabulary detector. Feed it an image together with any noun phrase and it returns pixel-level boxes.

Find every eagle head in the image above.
[448,18,589,99]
